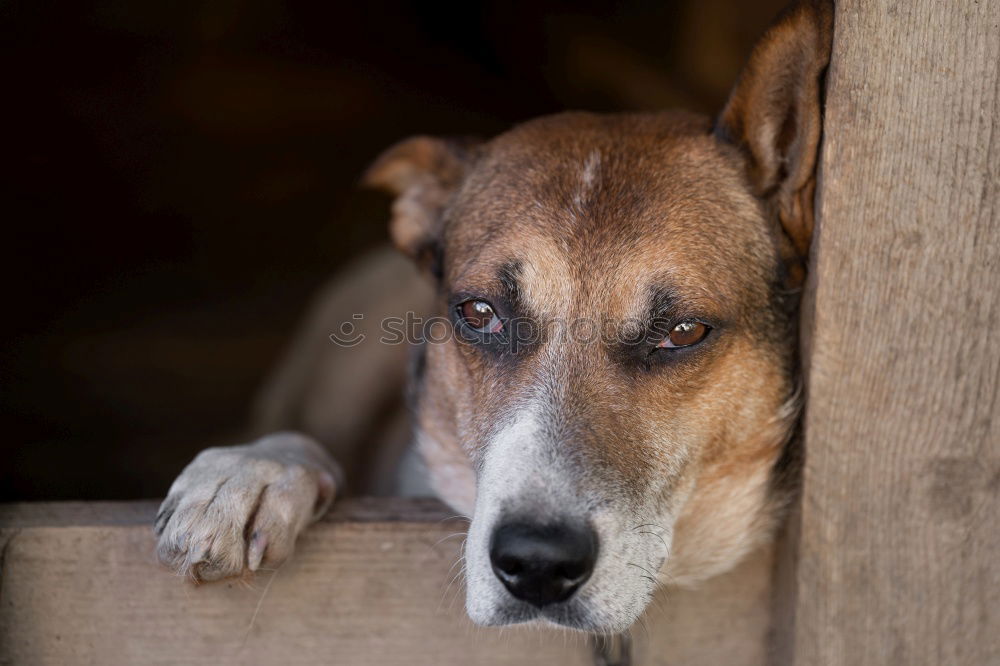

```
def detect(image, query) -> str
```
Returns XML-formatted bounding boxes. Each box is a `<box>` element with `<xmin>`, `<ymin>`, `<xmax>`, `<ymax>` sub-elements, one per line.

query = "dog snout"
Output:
<box><xmin>488</xmin><ymin>520</ymin><xmax>597</xmax><ymax>608</ymax></box>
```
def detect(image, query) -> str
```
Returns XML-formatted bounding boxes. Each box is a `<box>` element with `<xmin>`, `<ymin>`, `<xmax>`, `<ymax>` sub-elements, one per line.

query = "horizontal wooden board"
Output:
<box><xmin>0</xmin><ymin>499</ymin><xmax>773</xmax><ymax>666</ymax></box>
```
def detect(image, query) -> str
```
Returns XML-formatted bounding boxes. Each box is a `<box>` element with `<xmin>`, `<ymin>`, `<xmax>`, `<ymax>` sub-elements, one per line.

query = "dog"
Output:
<box><xmin>155</xmin><ymin>0</ymin><xmax>833</xmax><ymax>636</ymax></box>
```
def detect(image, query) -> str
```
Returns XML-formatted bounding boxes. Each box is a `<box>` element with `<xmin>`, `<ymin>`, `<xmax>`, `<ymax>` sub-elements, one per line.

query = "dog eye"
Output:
<box><xmin>657</xmin><ymin>321</ymin><xmax>710</xmax><ymax>349</ymax></box>
<box><xmin>458</xmin><ymin>300</ymin><xmax>504</xmax><ymax>333</ymax></box>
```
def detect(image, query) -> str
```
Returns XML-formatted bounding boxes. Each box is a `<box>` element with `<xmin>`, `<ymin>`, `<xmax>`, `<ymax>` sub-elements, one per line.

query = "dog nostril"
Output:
<box><xmin>488</xmin><ymin>521</ymin><xmax>598</xmax><ymax>608</ymax></box>
<box><xmin>556</xmin><ymin>563</ymin><xmax>585</xmax><ymax>581</ymax></box>
<box><xmin>495</xmin><ymin>554</ymin><xmax>523</xmax><ymax>576</ymax></box>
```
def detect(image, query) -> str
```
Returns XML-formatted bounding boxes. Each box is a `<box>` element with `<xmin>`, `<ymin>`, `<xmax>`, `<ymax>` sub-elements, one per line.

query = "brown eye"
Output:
<box><xmin>658</xmin><ymin>321</ymin><xmax>710</xmax><ymax>349</ymax></box>
<box><xmin>459</xmin><ymin>299</ymin><xmax>504</xmax><ymax>333</ymax></box>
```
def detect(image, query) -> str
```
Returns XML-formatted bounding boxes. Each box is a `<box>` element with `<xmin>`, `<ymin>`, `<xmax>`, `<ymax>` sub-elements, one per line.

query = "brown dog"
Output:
<box><xmin>155</xmin><ymin>0</ymin><xmax>833</xmax><ymax>636</ymax></box>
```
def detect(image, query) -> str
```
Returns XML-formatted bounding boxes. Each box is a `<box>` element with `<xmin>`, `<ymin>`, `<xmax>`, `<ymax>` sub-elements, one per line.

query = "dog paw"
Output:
<box><xmin>154</xmin><ymin>433</ymin><xmax>337</xmax><ymax>582</ymax></box>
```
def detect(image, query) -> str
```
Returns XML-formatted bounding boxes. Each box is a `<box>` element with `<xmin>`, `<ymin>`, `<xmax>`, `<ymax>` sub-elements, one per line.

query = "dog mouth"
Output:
<box><xmin>470</xmin><ymin>588</ymin><xmax>649</xmax><ymax>634</ymax></box>
<box><xmin>470</xmin><ymin>593</ymin><xmax>618</xmax><ymax>632</ymax></box>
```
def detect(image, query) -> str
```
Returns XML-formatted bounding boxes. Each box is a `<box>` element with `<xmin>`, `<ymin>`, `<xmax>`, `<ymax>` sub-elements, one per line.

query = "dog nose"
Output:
<box><xmin>489</xmin><ymin>521</ymin><xmax>597</xmax><ymax>607</ymax></box>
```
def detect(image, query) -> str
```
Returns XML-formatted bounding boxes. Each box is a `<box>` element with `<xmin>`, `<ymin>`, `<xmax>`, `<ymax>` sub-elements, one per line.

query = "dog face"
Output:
<box><xmin>367</xmin><ymin>0</ymin><xmax>832</xmax><ymax>633</ymax></box>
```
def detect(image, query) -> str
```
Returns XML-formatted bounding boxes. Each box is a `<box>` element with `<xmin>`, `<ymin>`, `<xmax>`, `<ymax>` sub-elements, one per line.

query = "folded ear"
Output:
<box><xmin>715</xmin><ymin>0</ymin><xmax>834</xmax><ymax>268</ymax></box>
<box><xmin>363</xmin><ymin>136</ymin><xmax>478</xmax><ymax>275</ymax></box>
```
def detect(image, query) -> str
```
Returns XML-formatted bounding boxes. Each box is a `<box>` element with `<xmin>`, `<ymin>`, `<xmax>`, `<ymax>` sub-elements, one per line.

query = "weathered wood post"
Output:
<box><xmin>772</xmin><ymin>1</ymin><xmax>1000</xmax><ymax>664</ymax></box>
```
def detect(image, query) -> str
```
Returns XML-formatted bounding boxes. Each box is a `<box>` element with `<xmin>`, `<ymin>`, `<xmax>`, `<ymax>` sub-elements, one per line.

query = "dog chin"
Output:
<box><xmin>466</xmin><ymin>596</ymin><xmax>639</xmax><ymax>634</ymax></box>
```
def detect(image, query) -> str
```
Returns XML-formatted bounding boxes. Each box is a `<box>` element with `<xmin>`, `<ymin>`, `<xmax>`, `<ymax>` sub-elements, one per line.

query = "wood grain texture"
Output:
<box><xmin>0</xmin><ymin>499</ymin><xmax>774</xmax><ymax>665</ymax></box>
<box><xmin>776</xmin><ymin>1</ymin><xmax>1000</xmax><ymax>664</ymax></box>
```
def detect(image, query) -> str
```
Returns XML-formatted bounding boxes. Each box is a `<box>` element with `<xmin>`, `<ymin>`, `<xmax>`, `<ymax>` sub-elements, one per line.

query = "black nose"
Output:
<box><xmin>489</xmin><ymin>521</ymin><xmax>598</xmax><ymax>608</ymax></box>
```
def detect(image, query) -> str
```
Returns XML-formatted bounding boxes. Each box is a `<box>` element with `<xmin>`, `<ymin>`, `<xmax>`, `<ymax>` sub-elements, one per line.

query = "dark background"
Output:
<box><xmin>2</xmin><ymin>0</ymin><xmax>784</xmax><ymax>501</ymax></box>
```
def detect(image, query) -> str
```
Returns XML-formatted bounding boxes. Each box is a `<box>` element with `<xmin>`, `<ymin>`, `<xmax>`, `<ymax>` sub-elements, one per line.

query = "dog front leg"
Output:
<box><xmin>154</xmin><ymin>432</ymin><xmax>341</xmax><ymax>582</ymax></box>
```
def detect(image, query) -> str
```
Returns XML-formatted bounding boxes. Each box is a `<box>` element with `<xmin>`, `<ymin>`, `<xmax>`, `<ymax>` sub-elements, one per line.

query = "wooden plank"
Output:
<box><xmin>775</xmin><ymin>1</ymin><xmax>1000</xmax><ymax>664</ymax></box>
<box><xmin>0</xmin><ymin>499</ymin><xmax>774</xmax><ymax>665</ymax></box>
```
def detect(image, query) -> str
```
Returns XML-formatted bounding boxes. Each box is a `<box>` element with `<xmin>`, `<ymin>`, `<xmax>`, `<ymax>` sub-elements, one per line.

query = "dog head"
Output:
<box><xmin>366</xmin><ymin>0</ymin><xmax>832</xmax><ymax>633</ymax></box>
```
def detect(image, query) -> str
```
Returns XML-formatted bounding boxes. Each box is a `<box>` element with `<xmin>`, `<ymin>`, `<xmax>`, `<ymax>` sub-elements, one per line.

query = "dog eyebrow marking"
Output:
<box><xmin>497</xmin><ymin>262</ymin><xmax>522</xmax><ymax>308</ymax></box>
<box><xmin>648</xmin><ymin>286</ymin><xmax>682</xmax><ymax>323</ymax></box>
<box><xmin>574</xmin><ymin>150</ymin><xmax>601</xmax><ymax>209</ymax></box>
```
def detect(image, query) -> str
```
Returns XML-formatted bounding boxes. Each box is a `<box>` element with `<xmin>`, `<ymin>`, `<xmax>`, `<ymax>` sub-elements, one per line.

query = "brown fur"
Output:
<box><xmin>366</xmin><ymin>0</ymin><xmax>832</xmax><ymax>596</ymax></box>
<box><xmin>431</xmin><ymin>116</ymin><xmax>794</xmax><ymax>583</ymax></box>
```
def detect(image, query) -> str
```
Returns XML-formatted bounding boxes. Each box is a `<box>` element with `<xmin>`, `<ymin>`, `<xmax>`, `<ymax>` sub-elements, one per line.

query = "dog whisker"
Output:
<box><xmin>437</xmin><ymin>515</ymin><xmax>472</xmax><ymax>525</ymax></box>
<box><xmin>626</xmin><ymin>561</ymin><xmax>658</xmax><ymax>579</ymax></box>
<box><xmin>439</xmin><ymin>559</ymin><xmax>467</xmax><ymax>611</ymax></box>
<box><xmin>637</xmin><ymin>530</ymin><xmax>669</xmax><ymax>553</ymax></box>
<box><xmin>432</xmin><ymin>531</ymin><xmax>468</xmax><ymax>549</ymax></box>
<box><xmin>630</xmin><ymin>522</ymin><xmax>661</xmax><ymax>531</ymax></box>
<box><xmin>445</xmin><ymin>553</ymin><xmax>466</xmax><ymax>577</ymax></box>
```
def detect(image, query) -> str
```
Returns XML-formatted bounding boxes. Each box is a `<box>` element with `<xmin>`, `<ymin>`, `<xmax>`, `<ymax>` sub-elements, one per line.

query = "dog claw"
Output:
<box><xmin>248</xmin><ymin>531</ymin><xmax>267</xmax><ymax>571</ymax></box>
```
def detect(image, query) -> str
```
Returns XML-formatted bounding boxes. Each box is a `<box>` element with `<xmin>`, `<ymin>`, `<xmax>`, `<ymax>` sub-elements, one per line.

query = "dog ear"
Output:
<box><xmin>715</xmin><ymin>0</ymin><xmax>834</xmax><ymax>271</ymax></box>
<box><xmin>363</xmin><ymin>136</ymin><xmax>478</xmax><ymax>275</ymax></box>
